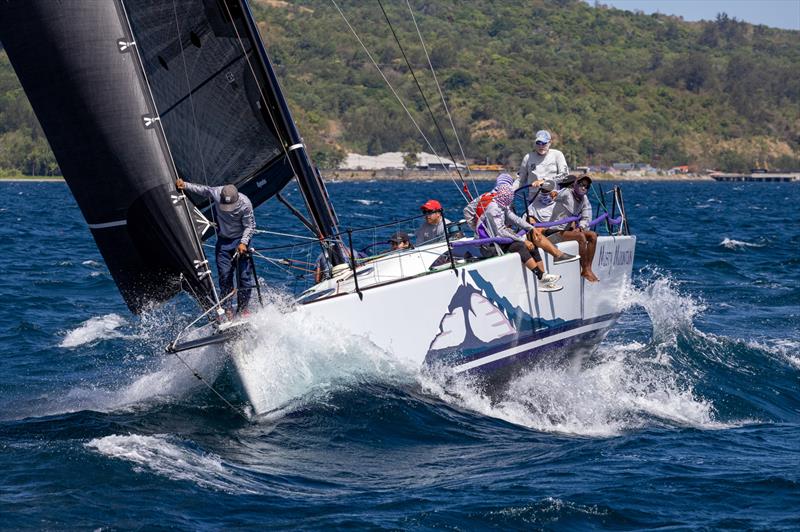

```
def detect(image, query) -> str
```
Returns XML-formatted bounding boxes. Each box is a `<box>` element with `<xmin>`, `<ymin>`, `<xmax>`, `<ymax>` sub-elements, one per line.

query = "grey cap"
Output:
<box><xmin>389</xmin><ymin>231</ymin><xmax>410</xmax><ymax>244</ymax></box>
<box><xmin>219</xmin><ymin>184</ymin><xmax>239</xmax><ymax>211</ymax></box>
<box><xmin>540</xmin><ymin>179</ymin><xmax>556</xmax><ymax>192</ymax></box>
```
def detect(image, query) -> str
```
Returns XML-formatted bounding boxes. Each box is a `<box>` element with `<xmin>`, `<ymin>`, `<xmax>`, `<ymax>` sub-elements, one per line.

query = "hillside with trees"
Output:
<box><xmin>1</xmin><ymin>0</ymin><xmax>798</xmax><ymax>176</ymax></box>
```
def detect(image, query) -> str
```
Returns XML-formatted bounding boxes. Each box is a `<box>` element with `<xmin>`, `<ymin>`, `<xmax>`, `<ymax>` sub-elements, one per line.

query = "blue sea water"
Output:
<box><xmin>0</xmin><ymin>180</ymin><xmax>798</xmax><ymax>530</ymax></box>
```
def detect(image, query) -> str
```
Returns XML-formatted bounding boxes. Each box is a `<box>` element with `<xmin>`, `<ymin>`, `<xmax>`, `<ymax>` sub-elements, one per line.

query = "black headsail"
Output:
<box><xmin>0</xmin><ymin>1</ymin><xmax>219</xmax><ymax>313</ymax></box>
<box><xmin>0</xmin><ymin>0</ymin><xmax>343</xmax><ymax>312</ymax></box>
<box><xmin>120</xmin><ymin>0</ymin><xmax>343</xmax><ymax>257</ymax></box>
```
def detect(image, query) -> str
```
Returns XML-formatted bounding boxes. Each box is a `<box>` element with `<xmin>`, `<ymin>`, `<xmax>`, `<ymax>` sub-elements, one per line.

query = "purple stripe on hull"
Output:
<box><xmin>461</xmin><ymin>323</ymin><xmax>614</xmax><ymax>377</ymax></box>
<box><xmin>454</xmin><ymin>312</ymin><xmax>620</xmax><ymax>366</ymax></box>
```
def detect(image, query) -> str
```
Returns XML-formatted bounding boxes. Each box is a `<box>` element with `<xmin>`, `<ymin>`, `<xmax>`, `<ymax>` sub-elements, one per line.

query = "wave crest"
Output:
<box><xmin>60</xmin><ymin>314</ymin><xmax>129</xmax><ymax>348</ymax></box>
<box><xmin>720</xmin><ymin>237</ymin><xmax>764</xmax><ymax>250</ymax></box>
<box><xmin>85</xmin><ymin>434</ymin><xmax>260</xmax><ymax>494</ymax></box>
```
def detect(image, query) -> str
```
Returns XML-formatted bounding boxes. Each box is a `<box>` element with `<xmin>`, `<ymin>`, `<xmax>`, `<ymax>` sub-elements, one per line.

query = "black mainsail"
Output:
<box><xmin>0</xmin><ymin>0</ymin><xmax>343</xmax><ymax>313</ymax></box>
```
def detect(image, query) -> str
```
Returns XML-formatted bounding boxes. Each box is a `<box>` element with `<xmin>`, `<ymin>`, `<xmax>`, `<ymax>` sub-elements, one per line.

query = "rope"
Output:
<box><xmin>405</xmin><ymin>0</ymin><xmax>477</xmax><ymax>198</ymax></box>
<box><xmin>377</xmin><ymin>0</ymin><xmax>472</xmax><ymax>200</ymax></box>
<box><xmin>329</xmin><ymin>0</ymin><xmax>468</xmax><ymax>202</ymax></box>
<box><xmin>169</xmin><ymin>349</ymin><xmax>250</xmax><ymax>421</ymax></box>
<box><xmin>171</xmin><ymin>2</ymin><xmax>214</xmax><ymax>218</ymax></box>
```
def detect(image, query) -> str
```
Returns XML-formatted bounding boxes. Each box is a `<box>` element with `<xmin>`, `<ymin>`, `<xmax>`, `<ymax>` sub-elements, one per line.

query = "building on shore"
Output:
<box><xmin>341</xmin><ymin>152</ymin><xmax>465</xmax><ymax>171</ymax></box>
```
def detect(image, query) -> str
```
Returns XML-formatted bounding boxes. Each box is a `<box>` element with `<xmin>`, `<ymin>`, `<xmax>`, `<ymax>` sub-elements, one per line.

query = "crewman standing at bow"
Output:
<box><xmin>176</xmin><ymin>178</ymin><xmax>256</xmax><ymax>317</ymax></box>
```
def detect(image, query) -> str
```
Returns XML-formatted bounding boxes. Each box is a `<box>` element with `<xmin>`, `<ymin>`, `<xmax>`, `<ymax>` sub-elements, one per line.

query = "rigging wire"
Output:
<box><xmin>376</xmin><ymin>0</ymin><xmax>473</xmax><ymax>201</ymax></box>
<box><xmin>171</xmin><ymin>2</ymin><xmax>214</xmax><ymax>221</ymax></box>
<box><xmin>329</xmin><ymin>0</ymin><xmax>468</xmax><ymax>202</ymax></box>
<box><xmin>219</xmin><ymin>0</ymin><xmax>330</xmax><ymax>244</ymax></box>
<box><xmin>253</xmin><ymin>228</ymin><xmax>319</xmax><ymax>241</ymax></box>
<box><xmin>170</xmin><ymin>349</ymin><xmax>251</xmax><ymax>421</ymax></box>
<box><xmin>405</xmin><ymin>0</ymin><xmax>478</xmax><ymax>198</ymax></box>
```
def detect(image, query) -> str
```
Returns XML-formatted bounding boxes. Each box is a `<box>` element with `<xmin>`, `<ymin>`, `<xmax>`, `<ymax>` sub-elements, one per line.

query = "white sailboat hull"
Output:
<box><xmin>233</xmin><ymin>235</ymin><xmax>636</xmax><ymax>414</ymax></box>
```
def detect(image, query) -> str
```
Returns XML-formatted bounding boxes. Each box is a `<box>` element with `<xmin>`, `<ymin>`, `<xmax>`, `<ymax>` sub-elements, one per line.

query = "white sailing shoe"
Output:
<box><xmin>538</xmin><ymin>280</ymin><xmax>564</xmax><ymax>292</ymax></box>
<box><xmin>541</xmin><ymin>273</ymin><xmax>561</xmax><ymax>284</ymax></box>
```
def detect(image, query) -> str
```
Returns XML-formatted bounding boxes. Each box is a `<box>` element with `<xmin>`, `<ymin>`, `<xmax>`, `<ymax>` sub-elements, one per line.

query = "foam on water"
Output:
<box><xmin>37</xmin><ymin>340</ymin><xmax>228</xmax><ymax>417</ymax></box>
<box><xmin>422</xmin><ymin>341</ymin><xmax>721</xmax><ymax>437</ymax></box>
<box><xmin>113</xmin><ymin>344</ymin><xmax>227</xmax><ymax>408</ymax></box>
<box><xmin>421</xmin><ymin>274</ymin><xmax>724</xmax><ymax>437</ymax></box>
<box><xmin>59</xmin><ymin>313</ymin><xmax>129</xmax><ymax>348</ymax></box>
<box><xmin>228</xmin><ymin>293</ymin><xmax>417</xmax><ymax>416</ymax></box>
<box><xmin>37</xmin><ymin>307</ymin><xmax>229</xmax><ymax>416</ymax></box>
<box><xmin>720</xmin><ymin>237</ymin><xmax>764</xmax><ymax>250</ymax></box>
<box><xmin>85</xmin><ymin>434</ymin><xmax>261</xmax><ymax>494</ymax></box>
<box><xmin>747</xmin><ymin>338</ymin><xmax>800</xmax><ymax>369</ymax></box>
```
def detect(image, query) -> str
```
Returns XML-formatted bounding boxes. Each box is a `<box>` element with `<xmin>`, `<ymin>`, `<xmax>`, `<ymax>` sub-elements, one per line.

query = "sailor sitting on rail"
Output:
<box><xmin>464</xmin><ymin>173</ymin><xmax>577</xmax><ymax>266</ymax></box>
<box><xmin>176</xmin><ymin>178</ymin><xmax>256</xmax><ymax>317</ymax></box>
<box><xmin>524</xmin><ymin>178</ymin><xmax>579</xmax><ymax>265</ymax></box>
<box><xmin>543</xmin><ymin>174</ymin><xmax>600</xmax><ymax>283</ymax></box>
<box><xmin>479</xmin><ymin>184</ymin><xmax>562</xmax><ymax>292</ymax></box>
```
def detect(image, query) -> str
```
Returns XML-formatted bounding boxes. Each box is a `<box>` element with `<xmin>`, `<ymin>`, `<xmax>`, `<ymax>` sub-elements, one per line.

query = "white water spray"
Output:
<box><xmin>60</xmin><ymin>313</ymin><xmax>131</xmax><ymax>348</ymax></box>
<box><xmin>420</xmin><ymin>274</ymin><xmax>725</xmax><ymax>437</ymax></box>
<box><xmin>227</xmin><ymin>292</ymin><xmax>417</xmax><ymax>416</ymax></box>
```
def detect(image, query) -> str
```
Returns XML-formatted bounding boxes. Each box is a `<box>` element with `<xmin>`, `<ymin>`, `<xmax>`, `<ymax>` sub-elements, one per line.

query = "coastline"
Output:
<box><xmin>0</xmin><ymin>172</ymin><xmax>714</xmax><ymax>183</ymax></box>
<box><xmin>321</xmin><ymin>169</ymin><xmax>714</xmax><ymax>182</ymax></box>
<box><xmin>0</xmin><ymin>177</ymin><xmax>63</xmax><ymax>182</ymax></box>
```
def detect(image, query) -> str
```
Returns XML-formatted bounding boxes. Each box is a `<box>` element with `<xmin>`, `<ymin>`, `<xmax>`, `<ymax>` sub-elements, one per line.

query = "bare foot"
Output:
<box><xmin>581</xmin><ymin>270</ymin><xmax>600</xmax><ymax>282</ymax></box>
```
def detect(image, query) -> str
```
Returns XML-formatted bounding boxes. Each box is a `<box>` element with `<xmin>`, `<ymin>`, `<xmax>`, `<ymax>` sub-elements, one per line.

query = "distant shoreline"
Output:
<box><xmin>0</xmin><ymin>173</ymin><xmax>714</xmax><ymax>183</ymax></box>
<box><xmin>0</xmin><ymin>176</ymin><xmax>63</xmax><ymax>182</ymax></box>
<box><xmin>322</xmin><ymin>170</ymin><xmax>714</xmax><ymax>182</ymax></box>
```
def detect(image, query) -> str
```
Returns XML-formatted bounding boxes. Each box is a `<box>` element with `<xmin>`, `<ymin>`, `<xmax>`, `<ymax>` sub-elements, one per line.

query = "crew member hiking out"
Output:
<box><xmin>478</xmin><ymin>184</ymin><xmax>563</xmax><ymax>292</ymax></box>
<box><xmin>545</xmin><ymin>174</ymin><xmax>600</xmax><ymax>282</ymax></box>
<box><xmin>176</xmin><ymin>178</ymin><xmax>257</xmax><ymax>317</ymax></box>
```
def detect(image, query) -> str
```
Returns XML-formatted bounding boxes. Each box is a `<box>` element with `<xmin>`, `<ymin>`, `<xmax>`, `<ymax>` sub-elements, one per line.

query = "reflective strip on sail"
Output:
<box><xmin>88</xmin><ymin>220</ymin><xmax>128</xmax><ymax>229</ymax></box>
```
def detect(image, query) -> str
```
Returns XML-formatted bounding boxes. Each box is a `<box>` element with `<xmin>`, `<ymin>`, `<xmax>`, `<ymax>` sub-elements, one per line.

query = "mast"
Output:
<box><xmin>238</xmin><ymin>0</ymin><xmax>345</xmax><ymax>264</ymax></box>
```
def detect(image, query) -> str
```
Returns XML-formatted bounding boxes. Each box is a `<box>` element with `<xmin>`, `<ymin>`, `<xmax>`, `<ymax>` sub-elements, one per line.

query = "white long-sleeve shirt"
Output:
<box><xmin>481</xmin><ymin>201</ymin><xmax>534</xmax><ymax>242</ymax></box>
<box><xmin>513</xmin><ymin>149</ymin><xmax>569</xmax><ymax>202</ymax></box>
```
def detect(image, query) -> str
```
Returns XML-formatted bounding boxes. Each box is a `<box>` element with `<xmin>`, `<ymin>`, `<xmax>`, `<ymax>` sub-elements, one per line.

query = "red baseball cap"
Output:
<box><xmin>420</xmin><ymin>199</ymin><xmax>442</xmax><ymax>212</ymax></box>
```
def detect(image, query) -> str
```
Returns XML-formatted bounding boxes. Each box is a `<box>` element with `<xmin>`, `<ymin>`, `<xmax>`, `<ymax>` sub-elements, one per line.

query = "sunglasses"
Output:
<box><xmin>422</xmin><ymin>210</ymin><xmax>437</xmax><ymax>215</ymax></box>
<box><xmin>535</xmin><ymin>141</ymin><xmax>549</xmax><ymax>146</ymax></box>
<box><xmin>576</xmin><ymin>182</ymin><xmax>590</xmax><ymax>189</ymax></box>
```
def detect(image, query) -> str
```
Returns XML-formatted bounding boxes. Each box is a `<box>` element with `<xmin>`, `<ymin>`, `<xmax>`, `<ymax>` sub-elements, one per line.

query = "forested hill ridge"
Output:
<box><xmin>1</xmin><ymin>0</ymin><xmax>798</xmax><ymax>177</ymax></box>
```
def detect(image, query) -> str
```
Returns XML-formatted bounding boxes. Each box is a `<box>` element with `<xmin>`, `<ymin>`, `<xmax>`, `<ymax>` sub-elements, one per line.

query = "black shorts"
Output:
<box><xmin>501</xmin><ymin>240</ymin><xmax>541</xmax><ymax>263</ymax></box>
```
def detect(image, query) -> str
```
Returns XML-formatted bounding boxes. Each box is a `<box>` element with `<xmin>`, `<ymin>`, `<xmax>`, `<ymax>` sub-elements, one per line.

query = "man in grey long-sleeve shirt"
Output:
<box><xmin>544</xmin><ymin>174</ymin><xmax>599</xmax><ymax>282</ymax></box>
<box><xmin>176</xmin><ymin>178</ymin><xmax>257</xmax><ymax>315</ymax></box>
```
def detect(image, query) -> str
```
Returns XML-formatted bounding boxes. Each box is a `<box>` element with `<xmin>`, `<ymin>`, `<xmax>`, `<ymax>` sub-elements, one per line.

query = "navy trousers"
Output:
<box><xmin>216</xmin><ymin>236</ymin><xmax>255</xmax><ymax>312</ymax></box>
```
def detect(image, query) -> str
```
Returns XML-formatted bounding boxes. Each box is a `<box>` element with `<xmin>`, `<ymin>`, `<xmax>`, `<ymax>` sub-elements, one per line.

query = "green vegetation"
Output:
<box><xmin>1</xmin><ymin>0</ymin><xmax>798</xmax><ymax>175</ymax></box>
